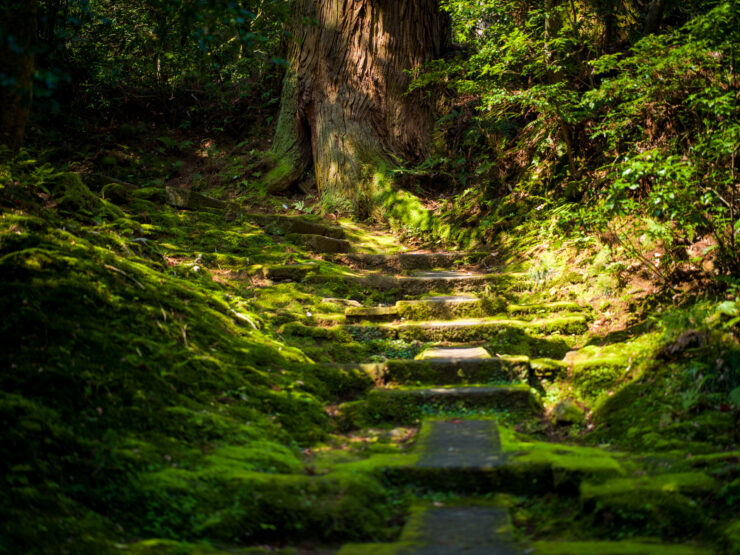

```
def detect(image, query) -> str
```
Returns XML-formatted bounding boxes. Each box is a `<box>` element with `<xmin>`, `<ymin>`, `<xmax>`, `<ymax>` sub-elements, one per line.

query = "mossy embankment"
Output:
<box><xmin>0</xmin><ymin>162</ymin><xmax>406</xmax><ymax>552</ymax></box>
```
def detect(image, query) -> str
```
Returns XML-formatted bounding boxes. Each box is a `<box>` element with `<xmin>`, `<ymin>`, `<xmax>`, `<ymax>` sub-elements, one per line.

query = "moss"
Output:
<box><xmin>579</xmin><ymin>473</ymin><xmax>717</xmax><ymax>537</ymax></box>
<box><xmin>261</xmin><ymin>263</ymin><xmax>318</xmax><ymax>281</ymax></box>
<box><xmin>531</xmin><ymin>540</ymin><xmax>712</xmax><ymax>554</ymax></box>
<box><xmin>248</xmin><ymin>213</ymin><xmax>346</xmax><ymax>240</ymax></box>
<box><xmin>506</xmin><ymin>301</ymin><xmax>585</xmax><ymax>320</ymax></box>
<box><xmin>396</xmin><ymin>295</ymin><xmax>505</xmax><ymax>321</ymax></box>
<box><xmin>279</xmin><ymin>321</ymin><xmax>351</xmax><ymax>342</ymax></box>
<box><xmin>53</xmin><ymin>172</ymin><xmax>124</xmax><ymax>220</ymax></box>
<box><xmin>581</xmin><ymin>472</ymin><xmax>718</xmax><ymax>499</ymax></box>
<box><xmin>287</xmin><ymin>233</ymin><xmax>352</xmax><ymax>254</ymax></box>
<box><xmin>500</xmin><ymin>426</ymin><xmax>627</xmax><ymax>491</ymax></box>
<box><xmin>723</xmin><ymin>520</ymin><xmax>740</xmax><ymax>555</ymax></box>
<box><xmin>551</xmin><ymin>399</ymin><xmax>586</xmax><ymax>425</ymax></box>
<box><xmin>373</xmin><ymin>181</ymin><xmax>450</xmax><ymax>245</ymax></box>
<box><xmin>137</xmin><ymin>466</ymin><xmax>393</xmax><ymax>543</ymax></box>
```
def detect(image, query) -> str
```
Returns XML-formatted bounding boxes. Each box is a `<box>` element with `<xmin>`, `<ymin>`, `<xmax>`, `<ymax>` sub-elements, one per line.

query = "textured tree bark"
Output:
<box><xmin>643</xmin><ymin>0</ymin><xmax>669</xmax><ymax>35</ymax></box>
<box><xmin>0</xmin><ymin>0</ymin><xmax>38</xmax><ymax>153</ymax></box>
<box><xmin>268</xmin><ymin>0</ymin><xmax>449</xmax><ymax>215</ymax></box>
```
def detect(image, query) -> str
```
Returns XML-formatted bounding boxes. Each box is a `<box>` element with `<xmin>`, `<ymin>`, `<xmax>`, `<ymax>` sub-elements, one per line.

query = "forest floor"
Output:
<box><xmin>1</xmin><ymin>126</ymin><xmax>739</xmax><ymax>554</ymax></box>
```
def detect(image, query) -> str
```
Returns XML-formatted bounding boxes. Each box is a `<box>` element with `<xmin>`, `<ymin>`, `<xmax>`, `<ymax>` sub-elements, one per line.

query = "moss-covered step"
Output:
<box><xmin>327</xmin><ymin>251</ymin><xmax>490</xmax><ymax>271</ymax></box>
<box><xmin>580</xmin><ymin>473</ymin><xmax>718</xmax><ymax>537</ymax></box>
<box><xmin>261</xmin><ymin>263</ymin><xmax>318</xmax><ymax>281</ymax></box>
<box><xmin>247</xmin><ymin>213</ymin><xmax>346</xmax><ymax>239</ymax></box>
<box><xmin>345</xmin><ymin>315</ymin><xmax>589</xmax><ymax>342</ymax></box>
<box><xmin>340</xmin><ymin>385</ymin><xmax>540</xmax><ymax>427</ymax></box>
<box><xmin>338</xmin><ymin>500</ymin><xmax>520</xmax><ymax>554</ymax></box>
<box><xmin>345</xmin><ymin>305</ymin><xmax>399</xmax><ymax>323</ymax></box>
<box><xmin>307</xmin><ymin>271</ymin><xmax>515</xmax><ymax>296</ymax></box>
<box><xmin>386</xmin><ymin>419</ymin><xmax>618</xmax><ymax>495</ymax></box>
<box><xmin>396</xmin><ymin>295</ymin><xmax>504</xmax><ymax>320</ymax></box>
<box><xmin>383</xmin><ymin>349</ymin><xmax>532</xmax><ymax>386</ymax></box>
<box><xmin>288</xmin><ymin>233</ymin><xmax>352</xmax><ymax>253</ymax></box>
<box><xmin>165</xmin><ymin>186</ymin><xmax>230</xmax><ymax>210</ymax></box>
<box><xmin>530</xmin><ymin>540</ymin><xmax>712</xmax><ymax>554</ymax></box>
<box><xmin>506</xmin><ymin>301</ymin><xmax>586</xmax><ymax>320</ymax></box>
<box><xmin>332</xmin><ymin>423</ymin><xmax>628</xmax><ymax>496</ymax></box>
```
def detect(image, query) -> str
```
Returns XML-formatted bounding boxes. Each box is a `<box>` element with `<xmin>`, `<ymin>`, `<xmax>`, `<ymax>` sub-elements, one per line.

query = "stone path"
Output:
<box><xmin>249</xmin><ymin>216</ymin><xmax>716</xmax><ymax>554</ymax></box>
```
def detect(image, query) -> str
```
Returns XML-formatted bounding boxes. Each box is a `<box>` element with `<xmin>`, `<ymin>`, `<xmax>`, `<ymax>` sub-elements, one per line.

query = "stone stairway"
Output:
<box><xmin>254</xmin><ymin>217</ymin><xmax>715</xmax><ymax>554</ymax></box>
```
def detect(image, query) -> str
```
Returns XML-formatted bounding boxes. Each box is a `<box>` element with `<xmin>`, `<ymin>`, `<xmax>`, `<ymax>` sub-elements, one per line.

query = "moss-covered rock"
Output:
<box><xmin>551</xmin><ymin>399</ymin><xmax>586</xmax><ymax>426</ymax></box>
<box><xmin>288</xmin><ymin>233</ymin><xmax>352</xmax><ymax>253</ymax></box>
<box><xmin>165</xmin><ymin>186</ymin><xmax>229</xmax><ymax>211</ymax></box>
<box><xmin>261</xmin><ymin>262</ymin><xmax>318</xmax><ymax>281</ymax></box>
<box><xmin>249</xmin><ymin>213</ymin><xmax>346</xmax><ymax>239</ymax></box>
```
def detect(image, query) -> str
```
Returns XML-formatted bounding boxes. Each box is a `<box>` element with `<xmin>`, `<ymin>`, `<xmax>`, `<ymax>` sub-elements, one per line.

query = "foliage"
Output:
<box><xmin>409</xmin><ymin>0</ymin><xmax>739</xmax><ymax>279</ymax></box>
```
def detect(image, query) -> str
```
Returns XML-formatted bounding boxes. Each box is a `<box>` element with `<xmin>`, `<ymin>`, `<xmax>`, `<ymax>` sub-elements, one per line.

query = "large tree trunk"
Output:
<box><xmin>643</xmin><ymin>0</ymin><xmax>669</xmax><ymax>35</ymax></box>
<box><xmin>0</xmin><ymin>0</ymin><xmax>38</xmax><ymax>154</ymax></box>
<box><xmin>268</xmin><ymin>0</ymin><xmax>449</xmax><ymax>215</ymax></box>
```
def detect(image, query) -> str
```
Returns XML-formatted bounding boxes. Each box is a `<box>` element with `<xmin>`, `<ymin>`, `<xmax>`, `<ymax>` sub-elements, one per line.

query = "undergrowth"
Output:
<box><xmin>0</xmin><ymin>156</ymin><xmax>398</xmax><ymax>552</ymax></box>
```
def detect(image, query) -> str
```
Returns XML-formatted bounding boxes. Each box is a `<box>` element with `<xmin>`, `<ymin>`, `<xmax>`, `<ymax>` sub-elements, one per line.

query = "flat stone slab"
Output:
<box><xmin>338</xmin><ymin>502</ymin><xmax>520</xmax><ymax>555</ymax></box>
<box><xmin>416</xmin><ymin>419</ymin><xmax>505</xmax><ymax>469</ymax></box>
<box><xmin>405</xmin><ymin>505</ymin><xmax>520</xmax><ymax>554</ymax></box>
<box><xmin>419</xmin><ymin>346</ymin><xmax>491</xmax><ymax>360</ymax></box>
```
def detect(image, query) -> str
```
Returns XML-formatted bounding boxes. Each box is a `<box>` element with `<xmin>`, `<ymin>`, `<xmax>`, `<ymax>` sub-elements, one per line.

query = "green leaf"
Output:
<box><xmin>730</xmin><ymin>387</ymin><xmax>740</xmax><ymax>407</ymax></box>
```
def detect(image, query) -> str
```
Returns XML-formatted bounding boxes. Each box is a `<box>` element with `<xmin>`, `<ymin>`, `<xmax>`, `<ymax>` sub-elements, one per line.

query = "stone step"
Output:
<box><xmin>387</xmin><ymin>419</ymin><xmax>536</xmax><ymax>494</ymax></box>
<box><xmin>327</xmin><ymin>251</ymin><xmax>490</xmax><ymax>271</ymax></box>
<box><xmin>345</xmin><ymin>305</ymin><xmax>398</xmax><ymax>323</ymax></box>
<box><xmin>345</xmin><ymin>297</ymin><xmax>584</xmax><ymax>323</ymax></box>
<box><xmin>338</xmin><ymin>501</ymin><xmax>520</xmax><ymax>554</ymax></box>
<box><xmin>384</xmin><ymin>349</ymin><xmax>531</xmax><ymax>385</ymax></box>
<box><xmin>247</xmin><ymin>213</ymin><xmax>346</xmax><ymax>239</ymax></box>
<box><xmin>288</xmin><ymin>233</ymin><xmax>352</xmax><ymax>253</ymax></box>
<box><xmin>396</xmin><ymin>295</ymin><xmax>500</xmax><ymax>320</ymax></box>
<box><xmin>308</xmin><ymin>271</ymin><xmax>515</xmax><ymax>297</ymax></box>
<box><xmin>345</xmin><ymin>315</ymin><xmax>589</xmax><ymax>342</ymax></box>
<box><xmin>339</xmin><ymin>385</ymin><xmax>540</xmax><ymax>427</ymax></box>
<box><xmin>380</xmin><ymin>420</ymin><xmax>625</xmax><ymax>495</ymax></box>
<box><xmin>416</xmin><ymin>419</ymin><xmax>506</xmax><ymax>469</ymax></box>
<box><xmin>330</xmin><ymin>352</ymin><xmax>531</xmax><ymax>387</ymax></box>
<box><xmin>261</xmin><ymin>263</ymin><xmax>318</xmax><ymax>281</ymax></box>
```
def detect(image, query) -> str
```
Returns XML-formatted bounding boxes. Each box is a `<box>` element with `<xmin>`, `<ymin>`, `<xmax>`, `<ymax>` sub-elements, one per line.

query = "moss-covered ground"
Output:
<box><xmin>1</xmin><ymin>144</ymin><xmax>739</xmax><ymax>553</ymax></box>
